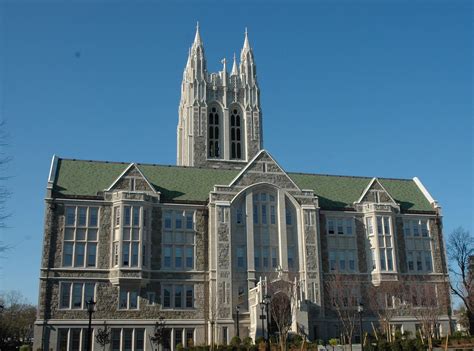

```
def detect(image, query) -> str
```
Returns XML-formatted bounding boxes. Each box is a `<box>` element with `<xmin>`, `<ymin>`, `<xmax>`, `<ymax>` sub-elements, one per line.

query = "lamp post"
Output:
<box><xmin>259</xmin><ymin>303</ymin><xmax>266</xmax><ymax>343</ymax></box>
<box><xmin>261</xmin><ymin>295</ymin><xmax>271</xmax><ymax>351</ymax></box>
<box><xmin>235</xmin><ymin>306</ymin><xmax>240</xmax><ymax>338</ymax></box>
<box><xmin>210</xmin><ymin>320</ymin><xmax>215</xmax><ymax>351</ymax></box>
<box><xmin>357</xmin><ymin>303</ymin><xmax>364</xmax><ymax>351</ymax></box>
<box><xmin>86</xmin><ymin>298</ymin><xmax>96</xmax><ymax>351</ymax></box>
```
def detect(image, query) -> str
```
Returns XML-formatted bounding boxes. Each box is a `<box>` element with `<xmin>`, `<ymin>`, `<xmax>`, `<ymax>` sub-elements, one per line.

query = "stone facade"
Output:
<box><xmin>34</xmin><ymin>26</ymin><xmax>452</xmax><ymax>351</ymax></box>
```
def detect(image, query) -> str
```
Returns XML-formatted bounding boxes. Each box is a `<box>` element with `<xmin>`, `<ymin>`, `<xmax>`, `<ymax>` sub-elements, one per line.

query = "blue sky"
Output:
<box><xmin>0</xmin><ymin>0</ymin><xmax>472</xmax><ymax>304</ymax></box>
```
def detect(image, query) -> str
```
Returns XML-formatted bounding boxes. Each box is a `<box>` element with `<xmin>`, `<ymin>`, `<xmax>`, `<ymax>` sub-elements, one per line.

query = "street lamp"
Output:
<box><xmin>210</xmin><ymin>320</ymin><xmax>215</xmax><ymax>351</ymax></box>
<box><xmin>235</xmin><ymin>306</ymin><xmax>240</xmax><ymax>338</ymax></box>
<box><xmin>259</xmin><ymin>303</ymin><xmax>266</xmax><ymax>343</ymax></box>
<box><xmin>86</xmin><ymin>298</ymin><xmax>96</xmax><ymax>351</ymax></box>
<box><xmin>261</xmin><ymin>295</ymin><xmax>271</xmax><ymax>351</ymax></box>
<box><xmin>357</xmin><ymin>302</ymin><xmax>364</xmax><ymax>351</ymax></box>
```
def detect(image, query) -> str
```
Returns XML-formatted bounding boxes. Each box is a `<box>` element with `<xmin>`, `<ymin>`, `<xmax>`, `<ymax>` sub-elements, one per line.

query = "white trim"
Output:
<box><xmin>320</xmin><ymin>210</ymin><xmax>358</xmax><ymax>215</ymax></box>
<box><xmin>228</xmin><ymin>149</ymin><xmax>302</xmax><ymax>191</ymax></box>
<box><xmin>355</xmin><ymin>177</ymin><xmax>397</xmax><ymax>204</ymax></box>
<box><xmin>47</xmin><ymin>155</ymin><xmax>59</xmax><ymax>188</ymax></box>
<box><xmin>400</xmin><ymin>213</ymin><xmax>437</xmax><ymax>218</ymax></box>
<box><xmin>413</xmin><ymin>177</ymin><xmax>439</xmax><ymax>208</ymax></box>
<box><xmin>106</xmin><ymin>163</ymin><xmax>157</xmax><ymax>194</ymax></box>
<box><xmin>52</xmin><ymin>198</ymin><xmax>109</xmax><ymax>204</ymax></box>
<box><xmin>35</xmin><ymin>319</ymin><xmax>208</xmax><ymax>325</ymax></box>
<box><xmin>161</xmin><ymin>202</ymin><xmax>206</xmax><ymax>208</ymax></box>
<box><xmin>214</xmin><ymin>200</ymin><xmax>231</xmax><ymax>207</ymax></box>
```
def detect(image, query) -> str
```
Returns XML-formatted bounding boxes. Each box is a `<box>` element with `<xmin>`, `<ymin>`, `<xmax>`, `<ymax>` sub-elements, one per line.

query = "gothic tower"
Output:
<box><xmin>177</xmin><ymin>24</ymin><xmax>263</xmax><ymax>169</ymax></box>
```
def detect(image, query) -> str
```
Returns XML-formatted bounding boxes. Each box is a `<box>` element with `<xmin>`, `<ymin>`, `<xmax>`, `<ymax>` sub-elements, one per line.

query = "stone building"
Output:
<box><xmin>34</xmin><ymin>25</ymin><xmax>451</xmax><ymax>351</ymax></box>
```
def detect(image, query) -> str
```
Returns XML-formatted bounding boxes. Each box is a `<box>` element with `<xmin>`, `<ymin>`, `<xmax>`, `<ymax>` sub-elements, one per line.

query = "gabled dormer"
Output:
<box><xmin>354</xmin><ymin>177</ymin><xmax>400</xmax><ymax>214</ymax></box>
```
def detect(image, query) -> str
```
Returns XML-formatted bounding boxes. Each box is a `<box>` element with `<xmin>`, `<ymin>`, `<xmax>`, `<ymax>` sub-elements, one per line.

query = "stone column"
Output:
<box><xmin>301</xmin><ymin>206</ymin><xmax>321</xmax><ymax>304</ymax></box>
<box><xmin>246</xmin><ymin>192</ymin><xmax>256</xmax><ymax>290</ymax></box>
<box><xmin>223</xmin><ymin>108</ymin><xmax>230</xmax><ymax>160</ymax></box>
<box><xmin>277</xmin><ymin>189</ymin><xmax>288</xmax><ymax>272</ymax></box>
<box><xmin>214</xmin><ymin>202</ymin><xmax>232</xmax><ymax>322</ymax></box>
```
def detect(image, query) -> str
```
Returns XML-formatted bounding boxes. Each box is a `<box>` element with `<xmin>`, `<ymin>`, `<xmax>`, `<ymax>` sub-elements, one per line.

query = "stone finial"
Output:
<box><xmin>243</xmin><ymin>27</ymin><xmax>250</xmax><ymax>51</ymax></box>
<box><xmin>231</xmin><ymin>52</ymin><xmax>238</xmax><ymax>76</ymax></box>
<box><xmin>221</xmin><ymin>57</ymin><xmax>227</xmax><ymax>72</ymax></box>
<box><xmin>193</xmin><ymin>21</ymin><xmax>202</xmax><ymax>46</ymax></box>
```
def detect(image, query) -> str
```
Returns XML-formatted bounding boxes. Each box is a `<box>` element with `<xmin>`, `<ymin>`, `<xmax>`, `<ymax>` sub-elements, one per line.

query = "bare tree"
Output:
<box><xmin>95</xmin><ymin>322</ymin><xmax>111</xmax><ymax>351</ymax></box>
<box><xmin>325</xmin><ymin>274</ymin><xmax>360</xmax><ymax>350</ymax></box>
<box><xmin>367</xmin><ymin>281</ymin><xmax>406</xmax><ymax>342</ymax></box>
<box><xmin>447</xmin><ymin>227</ymin><xmax>474</xmax><ymax>334</ymax></box>
<box><xmin>409</xmin><ymin>283</ymin><xmax>449</xmax><ymax>351</ymax></box>
<box><xmin>0</xmin><ymin>121</ymin><xmax>11</xmax><ymax>255</ymax></box>
<box><xmin>0</xmin><ymin>291</ymin><xmax>36</xmax><ymax>347</ymax></box>
<box><xmin>266</xmin><ymin>277</ymin><xmax>299</xmax><ymax>351</ymax></box>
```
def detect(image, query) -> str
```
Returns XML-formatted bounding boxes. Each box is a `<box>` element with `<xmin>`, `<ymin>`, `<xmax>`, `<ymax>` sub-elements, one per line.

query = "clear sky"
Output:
<box><xmin>0</xmin><ymin>0</ymin><xmax>472</xmax><ymax>304</ymax></box>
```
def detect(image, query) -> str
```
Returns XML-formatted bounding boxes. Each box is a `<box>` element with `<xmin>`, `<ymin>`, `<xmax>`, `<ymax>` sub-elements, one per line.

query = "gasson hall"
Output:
<box><xmin>34</xmin><ymin>25</ymin><xmax>451</xmax><ymax>351</ymax></box>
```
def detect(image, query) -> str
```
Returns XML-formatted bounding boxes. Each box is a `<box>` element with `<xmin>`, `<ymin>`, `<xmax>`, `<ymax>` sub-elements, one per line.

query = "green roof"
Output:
<box><xmin>289</xmin><ymin>173</ymin><xmax>434</xmax><ymax>211</ymax></box>
<box><xmin>53</xmin><ymin>158</ymin><xmax>434</xmax><ymax>212</ymax></box>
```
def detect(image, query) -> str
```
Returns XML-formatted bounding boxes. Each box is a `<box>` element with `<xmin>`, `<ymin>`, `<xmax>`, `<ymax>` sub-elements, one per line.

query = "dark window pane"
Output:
<box><xmin>135</xmin><ymin>329</ymin><xmax>145</xmax><ymax>351</ymax></box>
<box><xmin>112</xmin><ymin>329</ymin><xmax>121</xmax><ymax>351</ymax></box>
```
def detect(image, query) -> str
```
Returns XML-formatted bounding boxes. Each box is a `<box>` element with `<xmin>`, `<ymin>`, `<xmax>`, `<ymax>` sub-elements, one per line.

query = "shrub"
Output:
<box><xmin>328</xmin><ymin>338</ymin><xmax>338</xmax><ymax>350</ymax></box>
<box><xmin>242</xmin><ymin>337</ymin><xmax>253</xmax><ymax>348</ymax></box>
<box><xmin>20</xmin><ymin>346</ymin><xmax>32</xmax><ymax>351</ymax></box>
<box><xmin>390</xmin><ymin>339</ymin><xmax>402</xmax><ymax>351</ymax></box>
<box><xmin>376</xmin><ymin>339</ymin><xmax>391</xmax><ymax>351</ymax></box>
<box><xmin>255</xmin><ymin>336</ymin><xmax>265</xmax><ymax>345</ymax></box>
<box><xmin>176</xmin><ymin>343</ymin><xmax>184</xmax><ymax>351</ymax></box>
<box><xmin>230</xmin><ymin>336</ymin><xmax>242</xmax><ymax>348</ymax></box>
<box><xmin>288</xmin><ymin>334</ymin><xmax>303</xmax><ymax>347</ymax></box>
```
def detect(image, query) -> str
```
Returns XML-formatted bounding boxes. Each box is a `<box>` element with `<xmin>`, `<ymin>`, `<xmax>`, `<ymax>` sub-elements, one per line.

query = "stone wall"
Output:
<box><xmin>355</xmin><ymin>216</ymin><xmax>368</xmax><ymax>273</ymax></box>
<box><xmin>430</xmin><ymin>217</ymin><xmax>448</xmax><ymax>274</ymax></box>
<box><xmin>395</xmin><ymin>216</ymin><xmax>407</xmax><ymax>273</ymax></box>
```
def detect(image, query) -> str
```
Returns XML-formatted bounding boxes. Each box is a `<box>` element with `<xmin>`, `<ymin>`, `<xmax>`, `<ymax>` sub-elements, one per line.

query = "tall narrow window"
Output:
<box><xmin>208</xmin><ymin>107</ymin><xmax>220</xmax><ymax>158</ymax></box>
<box><xmin>230</xmin><ymin>107</ymin><xmax>242</xmax><ymax>159</ymax></box>
<box><xmin>63</xmin><ymin>206</ymin><xmax>99</xmax><ymax>268</ymax></box>
<box><xmin>122</xmin><ymin>206</ymin><xmax>141</xmax><ymax>267</ymax></box>
<box><xmin>162</xmin><ymin>210</ymin><xmax>196</xmax><ymax>270</ymax></box>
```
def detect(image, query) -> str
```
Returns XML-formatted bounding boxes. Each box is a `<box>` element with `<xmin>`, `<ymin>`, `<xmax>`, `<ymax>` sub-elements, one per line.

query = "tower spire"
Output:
<box><xmin>193</xmin><ymin>21</ymin><xmax>202</xmax><ymax>46</ymax></box>
<box><xmin>243</xmin><ymin>27</ymin><xmax>250</xmax><ymax>52</ymax></box>
<box><xmin>231</xmin><ymin>52</ymin><xmax>238</xmax><ymax>76</ymax></box>
<box><xmin>240</xmin><ymin>27</ymin><xmax>254</xmax><ymax>62</ymax></box>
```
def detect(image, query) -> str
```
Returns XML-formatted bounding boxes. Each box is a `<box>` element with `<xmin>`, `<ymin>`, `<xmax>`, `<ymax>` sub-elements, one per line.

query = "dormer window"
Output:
<box><xmin>208</xmin><ymin>107</ymin><xmax>220</xmax><ymax>158</ymax></box>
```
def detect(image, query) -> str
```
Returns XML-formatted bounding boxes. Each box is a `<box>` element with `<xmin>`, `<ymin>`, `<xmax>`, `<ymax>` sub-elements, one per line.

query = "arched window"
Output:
<box><xmin>208</xmin><ymin>107</ymin><xmax>220</xmax><ymax>158</ymax></box>
<box><xmin>230</xmin><ymin>107</ymin><xmax>242</xmax><ymax>159</ymax></box>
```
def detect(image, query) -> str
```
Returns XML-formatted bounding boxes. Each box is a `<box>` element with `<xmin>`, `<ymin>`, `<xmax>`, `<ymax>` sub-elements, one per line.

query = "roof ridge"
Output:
<box><xmin>58</xmin><ymin>157</ymin><xmax>233</xmax><ymax>171</ymax></box>
<box><xmin>288</xmin><ymin>171</ymin><xmax>413</xmax><ymax>182</ymax></box>
<box><xmin>57</xmin><ymin>156</ymin><xmax>414</xmax><ymax>181</ymax></box>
